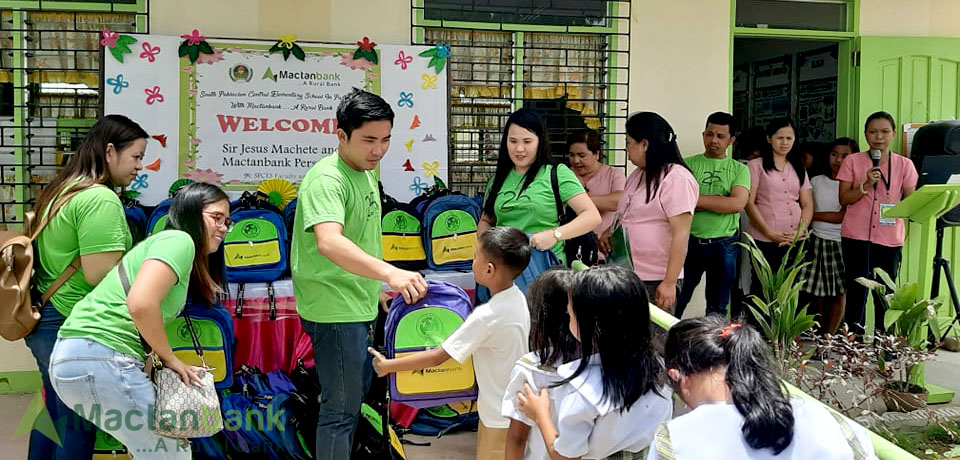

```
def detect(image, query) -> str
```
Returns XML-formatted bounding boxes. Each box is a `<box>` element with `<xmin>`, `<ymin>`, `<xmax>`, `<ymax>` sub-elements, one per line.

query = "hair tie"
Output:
<box><xmin>720</xmin><ymin>323</ymin><xmax>742</xmax><ymax>339</ymax></box>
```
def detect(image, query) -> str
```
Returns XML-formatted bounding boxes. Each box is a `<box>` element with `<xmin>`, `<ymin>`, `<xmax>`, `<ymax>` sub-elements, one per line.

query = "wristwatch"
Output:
<box><xmin>553</xmin><ymin>228</ymin><xmax>563</xmax><ymax>241</ymax></box>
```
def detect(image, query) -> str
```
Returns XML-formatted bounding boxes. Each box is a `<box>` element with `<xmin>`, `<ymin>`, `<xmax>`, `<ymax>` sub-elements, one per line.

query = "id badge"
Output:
<box><xmin>879</xmin><ymin>203</ymin><xmax>896</xmax><ymax>226</ymax></box>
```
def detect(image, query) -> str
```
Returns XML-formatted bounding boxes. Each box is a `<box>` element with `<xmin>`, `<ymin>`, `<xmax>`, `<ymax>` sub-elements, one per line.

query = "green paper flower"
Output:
<box><xmin>269</xmin><ymin>34</ymin><xmax>306</xmax><ymax>61</ymax></box>
<box><xmin>419</xmin><ymin>43</ymin><xmax>450</xmax><ymax>74</ymax></box>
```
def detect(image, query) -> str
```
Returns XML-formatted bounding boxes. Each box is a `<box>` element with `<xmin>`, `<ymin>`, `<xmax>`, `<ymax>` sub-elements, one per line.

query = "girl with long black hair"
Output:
<box><xmin>516</xmin><ymin>266</ymin><xmax>672</xmax><ymax>459</ymax></box>
<box><xmin>503</xmin><ymin>268</ymin><xmax>580</xmax><ymax>460</ymax></box>
<box><xmin>650</xmin><ymin>315</ymin><xmax>876</xmax><ymax>459</ymax></box>
<box><xmin>479</xmin><ymin>108</ymin><xmax>601</xmax><ymax>266</ymax></box>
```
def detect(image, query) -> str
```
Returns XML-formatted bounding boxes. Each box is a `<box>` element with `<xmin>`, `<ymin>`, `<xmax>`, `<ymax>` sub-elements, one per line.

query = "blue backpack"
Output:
<box><xmin>122</xmin><ymin>199</ymin><xmax>148</xmax><ymax>246</ymax></box>
<box><xmin>225</xmin><ymin>193</ymin><xmax>289</xmax><ymax>283</ymax></box>
<box><xmin>475</xmin><ymin>246</ymin><xmax>561</xmax><ymax>304</ymax></box>
<box><xmin>145</xmin><ymin>197</ymin><xmax>173</xmax><ymax>236</ymax></box>
<box><xmin>407</xmin><ymin>402</ymin><xmax>479</xmax><ymax>437</ymax></box>
<box><xmin>421</xmin><ymin>194</ymin><xmax>481</xmax><ymax>271</ymax></box>
<box><xmin>167</xmin><ymin>300</ymin><xmax>236</xmax><ymax>390</ymax></box>
<box><xmin>384</xmin><ymin>281</ymin><xmax>478</xmax><ymax>408</ymax></box>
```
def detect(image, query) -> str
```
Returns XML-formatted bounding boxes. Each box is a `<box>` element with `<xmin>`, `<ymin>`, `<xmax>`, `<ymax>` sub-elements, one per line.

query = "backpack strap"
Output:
<box><xmin>653</xmin><ymin>423</ymin><xmax>675</xmax><ymax>460</ymax></box>
<box><xmin>829</xmin><ymin>411</ymin><xmax>868</xmax><ymax>460</ymax></box>
<box><xmin>32</xmin><ymin>184</ymin><xmax>99</xmax><ymax>305</ymax></box>
<box><xmin>39</xmin><ymin>257</ymin><xmax>81</xmax><ymax>305</ymax></box>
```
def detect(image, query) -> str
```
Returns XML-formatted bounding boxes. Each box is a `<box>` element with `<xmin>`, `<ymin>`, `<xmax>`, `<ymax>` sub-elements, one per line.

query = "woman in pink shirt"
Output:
<box><xmin>745</xmin><ymin>117</ymin><xmax>814</xmax><ymax>299</ymax></box>
<box><xmin>599</xmin><ymin>112</ymin><xmax>698</xmax><ymax>311</ymax></box>
<box><xmin>837</xmin><ymin>111</ymin><xmax>918</xmax><ymax>334</ymax></box>
<box><xmin>567</xmin><ymin>129</ymin><xmax>626</xmax><ymax>238</ymax></box>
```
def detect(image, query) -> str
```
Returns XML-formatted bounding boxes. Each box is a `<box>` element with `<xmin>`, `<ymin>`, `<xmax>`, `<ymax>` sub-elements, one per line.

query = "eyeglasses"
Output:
<box><xmin>204</xmin><ymin>212</ymin><xmax>234</xmax><ymax>232</ymax></box>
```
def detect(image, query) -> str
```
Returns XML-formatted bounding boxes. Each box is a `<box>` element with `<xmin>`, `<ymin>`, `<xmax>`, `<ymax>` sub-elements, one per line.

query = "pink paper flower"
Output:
<box><xmin>196</xmin><ymin>49</ymin><xmax>224</xmax><ymax>65</ymax></box>
<box><xmin>190</xmin><ymin>138</ymin><xmax>202</xmax><ymax>145</ymax></box>
<box><xmin>100</xmin><ymin>29</ymin><xmax>118</xmax><ymax>48</ymax></box>
<box><xmin>181</xmin><ymin>29</ymin><xmax>205</xmax><ymax>46</ymax></box>
<box><xmin>183</xmin><ymin>160</ymin><xmax>196</xmax><ymax>168</ymax></box>
<box><xmin>188</xmin><ymin>88</ymin><xmax>198</xmax><ymax>96</ymax></box>
<box><xmin>182</xmin><ymin>65</ymin><xmax>194</xmax><ymax>73</ymax></box>
<box><xmin>182</xmin><ymin>168</ymin><xmax>222</xmax><ymax>184</ymax></box>
<box><xmin>339</xmin><ymin>55</ymin><xmax>374</xmax><ymax>71</ymax></box>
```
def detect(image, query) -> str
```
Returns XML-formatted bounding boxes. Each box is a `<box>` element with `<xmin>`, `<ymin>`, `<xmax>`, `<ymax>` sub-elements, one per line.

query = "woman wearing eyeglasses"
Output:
<box><xmin>48</xmin><ymin>182</ymin><xmax>229</xmax><ymax>459</ymax></box>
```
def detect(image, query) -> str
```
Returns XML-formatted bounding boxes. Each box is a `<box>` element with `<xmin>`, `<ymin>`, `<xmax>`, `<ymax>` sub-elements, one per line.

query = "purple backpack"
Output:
<box><xmin>384</xmin><ymin>280</ymin><xmax>478</xmax><ymax>408</ymax></box>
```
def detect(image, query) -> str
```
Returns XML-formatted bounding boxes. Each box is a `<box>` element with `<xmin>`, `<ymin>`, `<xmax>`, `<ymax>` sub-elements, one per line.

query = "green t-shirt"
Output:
<box><xmin>484</xmin><ymin>164</ymin><xmax>586</xmax><ymax>263</ymax></box>
<box><xmin>291</xmin><ymin>153</ymin><xmax>382</xmax><ymax>323</ymax></box>
<box><xmin>58</xmin><ymin>230</ymin><xmax>195</xmax><ymax>360</ymax></box>
<box><xmin>686</xmin><ymin>154</ymin><xmax>751</xmax><ymax>239</ymax></box>
<box><xmin>35</xmin><ymin>185</ymin><xmax>132</xmax><ymax>317</ymax></box>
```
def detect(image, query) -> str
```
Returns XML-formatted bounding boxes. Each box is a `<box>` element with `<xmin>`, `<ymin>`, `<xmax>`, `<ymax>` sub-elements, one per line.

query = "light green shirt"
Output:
<box><xmin>686</xmin><ymin>154</ymin><xmax>751</xmax><ymax>239</ymax></box>
<box><xmin>485</xmin><ymin>164</ymin><xmax>586</xmax><ymax>263</ymax></box>
<box><xmin>291</xmin><ymin>153</ymin><xmax>382</xmax><ymax>323</ymax></box>
<box><xmin>59</xmin><ymin>230</ymin><xmax>195</xmax><ymax>360</ymax></box>
<box><xmin>35</xmin><ymin>185</ymin><xmax>132</xmax><ymax>317</ymax></box>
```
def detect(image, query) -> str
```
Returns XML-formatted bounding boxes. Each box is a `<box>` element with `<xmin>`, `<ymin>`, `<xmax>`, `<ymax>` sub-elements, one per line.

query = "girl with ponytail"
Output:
<box><xmin>651</xmin><ymin>315</ymin><xmax>876</xmax><ymax>459</ymax></box>
<box><xmin>599</xmin><ymin>112</ymin><xmax>698</xmax><ymax>312</ymax></box>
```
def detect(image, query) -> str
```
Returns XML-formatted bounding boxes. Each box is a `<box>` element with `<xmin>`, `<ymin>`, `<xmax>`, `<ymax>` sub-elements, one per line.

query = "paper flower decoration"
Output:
<box><xmin>256</xmin><ymin>179</ymin><xmax>298</xmax><ymax>209</ymax></box>
<box><xmin>419</xmin><ymin>43</ymin><xmax>450</xmax><ymax>74</ymax></box>
<box><xmin>353</xmin><ymin>36</ymin><xmax>378</xmax><ymax>65</ymax></box>
<box><xmin>269</xmin><ymin>34</ymin><xmax>306</xmax><ymax>61</ymax></box>
<box><xmin>178</xmin><ymin>29</ymin><xmax>215</xmax><ymax>64</ymax></box>
<box><xmin>101</xmin><ymin>28</ymin><xmax>138</xmax><ymax>63</ymax></box>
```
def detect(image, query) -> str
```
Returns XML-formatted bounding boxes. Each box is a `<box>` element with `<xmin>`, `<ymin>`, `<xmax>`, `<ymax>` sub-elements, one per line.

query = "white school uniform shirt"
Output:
<box><xmin>810</xmin><ymin>175</ymin><xmax>843</xmax><ymax>241</ymax></box>
<box><xmin>442</xmin><ymin>284</ymin><xmax>529</xmax><ymax>428</ymax></box>
<box><xmin>551</xmin><ymin>355</ymin><xmax>673</xmax><ymax>459</ymax></box>
<box><xmin>501</xmin><ymin>351</ymin><xmax>566</xmax><ymax>460</ymax></box>
<box><xmin>646</xmin><ymin>399</ymin><xmax>877</xmax><ymax>460</ymax></box>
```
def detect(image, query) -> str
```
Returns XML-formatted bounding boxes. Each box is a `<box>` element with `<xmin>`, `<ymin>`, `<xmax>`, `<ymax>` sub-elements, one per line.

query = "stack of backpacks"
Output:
<box><xmin>381</xmin><ymin>183</ymin><xmax>482</xmax><ymax>272</ymax></box>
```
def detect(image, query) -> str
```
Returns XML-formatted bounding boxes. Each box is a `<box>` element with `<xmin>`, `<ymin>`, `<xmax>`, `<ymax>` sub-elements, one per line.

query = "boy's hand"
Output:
<box><xmin>368</xmin><ymin>347</ymin><xmax>390</xmax><ymax>377</ymax></box>
<box><xmin>516</xmin><ymin>382</ymin><xmax>551</xmax><ymax>425</ymax></box>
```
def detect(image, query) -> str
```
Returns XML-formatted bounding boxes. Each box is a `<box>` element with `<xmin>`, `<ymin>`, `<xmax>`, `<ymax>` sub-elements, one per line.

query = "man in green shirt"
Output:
<box><xmin>675</xmin><ymin>112</ymin><xmax>750</xmax><ymax>317</ymax></box>
<box><xmin>291</xmin><ymin>89</ymin><xmax>427</xmax><ymax>460</ymax></box>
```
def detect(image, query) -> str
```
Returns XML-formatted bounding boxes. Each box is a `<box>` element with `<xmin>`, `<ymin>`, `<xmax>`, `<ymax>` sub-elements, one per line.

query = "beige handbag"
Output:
<box><xmin>118</xmin><ymin>263</ymin><xmax>222</xmax><ymax>438</ymax></box>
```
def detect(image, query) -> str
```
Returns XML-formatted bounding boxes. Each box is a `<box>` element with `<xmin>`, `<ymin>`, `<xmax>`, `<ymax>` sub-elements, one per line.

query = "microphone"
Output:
<box><xmin>870</xmin><ymin>150</ymin><xmax>882</xmax><ymax>189</ymax></box>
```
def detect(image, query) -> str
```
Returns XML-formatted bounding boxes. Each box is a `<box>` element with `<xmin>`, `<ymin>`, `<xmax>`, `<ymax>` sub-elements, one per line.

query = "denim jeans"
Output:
<box><xmin>23</xmin><ymin>302</ymin><xmax>96</xmax><ymax>460</ymax></box>
<box><xmin>675</xmin><ymin>235</ymin><xmax>739</xmax><ymax>318</ymax></box>
<box><xmin>301</xmin><ymin>319</ymin><xmax>376</xmax><ymax>460</ymax></box>
<box><xmin>49</xmin><ymin>338</ymin><xmax>191</xmax><ymax>459</ymax></box>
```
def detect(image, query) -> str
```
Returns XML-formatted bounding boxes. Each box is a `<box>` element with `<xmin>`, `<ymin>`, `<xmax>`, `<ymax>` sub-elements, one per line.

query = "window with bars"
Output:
<box><xmin>413</xmin><ymin>0</ymin><xmax>630</xmax><ymax>197</ymax></box>
<box><xmin>0</xmin><ymin>2</ymin><xmax>147</xmax><ymax>228</ymax></box>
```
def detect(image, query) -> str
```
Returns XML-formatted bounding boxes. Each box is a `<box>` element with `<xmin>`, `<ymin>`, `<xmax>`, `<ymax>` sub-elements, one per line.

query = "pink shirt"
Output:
<box><xmin>578</xmin><ymin>164</ymin><xmax>627</xmax><ymax>237</ymax></box>
<box><xmin>616</xmin><ymin>164</ymin><xmax>699</xmax><ymax>281</ymax></box>
<box><xmin>836</xmin><ymin>152</ymin><xmax>918</xmax><ymax>247</ymax></box>
<box><xmin>747</xmin><ymin>158</ymin><xmax>811</xmax><ymax>243</ymax></box>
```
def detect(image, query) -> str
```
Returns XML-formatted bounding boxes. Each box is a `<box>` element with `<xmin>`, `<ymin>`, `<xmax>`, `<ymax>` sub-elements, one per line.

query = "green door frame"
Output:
<box><xmin>729</xmin><ymin>0</ymin><xmax>860</xmax><ymax>139</ymax></box>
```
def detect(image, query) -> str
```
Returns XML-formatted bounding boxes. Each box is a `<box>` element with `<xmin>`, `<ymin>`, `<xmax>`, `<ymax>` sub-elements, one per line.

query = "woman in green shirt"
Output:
<box><xmin>48</xmin><ymin>182</ymin><xmax>229</xmax><ymax>459</ymax></box>
<box><xmin>24</xmin><ymin>114</ymin><xmax>146</xmax><ymax>460</ymax></box>
<box><xmin>478</xmin><ymin>108</ymin><xmax>601</xmax><ymax>265</ymax></box>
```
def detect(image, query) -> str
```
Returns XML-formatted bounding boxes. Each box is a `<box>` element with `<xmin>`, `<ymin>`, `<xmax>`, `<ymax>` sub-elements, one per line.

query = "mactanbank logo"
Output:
<box><xmin>15</xmin><ymin>390</ymin><xmax>287</xmax><ymax>445</ymax></box>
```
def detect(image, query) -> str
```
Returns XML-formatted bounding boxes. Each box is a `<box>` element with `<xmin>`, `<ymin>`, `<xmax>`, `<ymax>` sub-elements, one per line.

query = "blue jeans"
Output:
<box><xmin>675</xmin><ymin>235</ymin><xmax>739</xmax><ymax>318</ymax></box>
<box><xmin>301</xmin><ymin>318</ymin><xmax>375</xmax><ymax>460</ymax></box>
<box><xmin>23</xmin><ymin>302</ymin><xmax>96</xmax><ymax>460</ymax></box>
<box><xmin>49</xmin><ymin>338</ymin><xmax>191</xmax><ymax>459</ymax></box>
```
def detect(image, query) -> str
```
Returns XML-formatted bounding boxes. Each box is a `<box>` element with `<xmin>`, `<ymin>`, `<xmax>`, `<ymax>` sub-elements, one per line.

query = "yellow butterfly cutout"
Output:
<box><xmin>421</xmin><ymin>73</ymin><xmax>438</xmax><ymax>90</ymax></box>
<box><xmin>405</xmin><ymin>139</ymin><xmax>414</xmax><ymax>151</ymax></box>
<box><xmin>422</xmin><ymin>161</ymin><xmax>439</xmax><ymax>177</ymax></box>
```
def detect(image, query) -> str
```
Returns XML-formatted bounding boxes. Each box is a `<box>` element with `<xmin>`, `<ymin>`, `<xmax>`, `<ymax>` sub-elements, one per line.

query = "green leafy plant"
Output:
<box><xmin>739</xmin><ymin>233</ymin><xmax>816</xmax><ymax>369</ymax></box>
<box><xmin>857</xmin><ymin>268</ymin><xmax>942</xmax><ymax>385</ymax></box>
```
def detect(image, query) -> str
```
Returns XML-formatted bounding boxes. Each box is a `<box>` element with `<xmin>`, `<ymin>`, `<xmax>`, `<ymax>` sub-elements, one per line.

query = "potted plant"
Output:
<box><xmin>857</xmin><ymin>268</ymin><xmax>942</xmax><ymax>412</ymax></box>
<box><xmin>740</xmin><ymin>234</ymin><xmax>816</xmax><ymax>371</ymax></box>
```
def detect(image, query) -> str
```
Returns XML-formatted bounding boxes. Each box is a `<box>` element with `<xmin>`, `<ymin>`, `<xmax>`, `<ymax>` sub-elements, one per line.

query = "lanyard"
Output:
<box><xmin>879</xmin><ymin>156</ymin><xmax>892</xmax><ymax>191</ymax></box>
